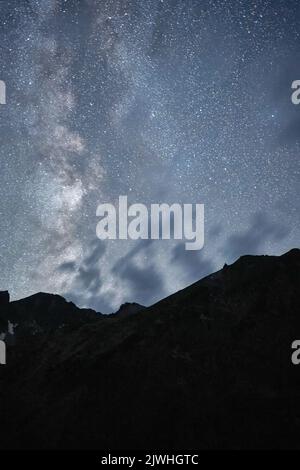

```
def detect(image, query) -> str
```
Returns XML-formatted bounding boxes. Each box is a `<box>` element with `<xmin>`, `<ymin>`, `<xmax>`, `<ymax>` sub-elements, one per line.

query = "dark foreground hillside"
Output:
<box><xmin>0</xmin><ymin>249</ymin><xmax>300</xmax><ymax>449</ymax></box>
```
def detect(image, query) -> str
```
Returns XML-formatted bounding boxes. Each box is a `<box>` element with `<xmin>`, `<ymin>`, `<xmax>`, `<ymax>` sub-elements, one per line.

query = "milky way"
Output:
<box><xmin>0</xmin><ymin>0</ymin><xmax>299</xmax><ymax>312</ymax></box>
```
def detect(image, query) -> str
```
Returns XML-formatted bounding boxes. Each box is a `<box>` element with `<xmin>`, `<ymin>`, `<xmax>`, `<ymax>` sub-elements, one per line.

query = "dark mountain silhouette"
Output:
<box><xmin>5</xmin><ymin>292</ymin><xmax>100</xmax><ymax>336</ymax></box>
<box><xmin>0</xmin><ymin>249</ymin><xmax>299</xmax><ymax>449</ymax></box>
<box><xmin>113</xmin><ymin>302</ymin><xmax>145</xmax><ymax>317</ymax></box>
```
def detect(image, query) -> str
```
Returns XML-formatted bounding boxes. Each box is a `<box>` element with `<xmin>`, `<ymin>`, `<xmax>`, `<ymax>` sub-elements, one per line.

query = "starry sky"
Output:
<box><xmin>0</xmin><ymin>0</ymin><xmax>299</xmax><ymax>313</ymax></box>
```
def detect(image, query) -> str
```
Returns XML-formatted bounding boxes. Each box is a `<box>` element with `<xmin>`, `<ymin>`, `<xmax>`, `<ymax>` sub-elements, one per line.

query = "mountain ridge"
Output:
<box><xmin>0</xmin><ymin>247</ymin><xmax>299</xmax><ymax>449</ymax></box>
<box><xmin>2</xmin><ymin>247</ymin><xmax>299</xmax><ymax>323</ymax></box>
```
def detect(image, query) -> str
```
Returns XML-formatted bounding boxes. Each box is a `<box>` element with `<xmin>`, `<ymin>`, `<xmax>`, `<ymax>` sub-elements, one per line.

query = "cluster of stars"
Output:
<box><xmin>0</xmin><ymin>0</ymin><xmax>299</xmax><ymax>312</ymax></box>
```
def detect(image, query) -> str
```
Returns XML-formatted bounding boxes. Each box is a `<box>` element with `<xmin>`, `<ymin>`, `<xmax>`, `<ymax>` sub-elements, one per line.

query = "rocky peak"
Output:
<box><xmin>0</xmin><ymin>291</ymin><xmax>9</xmax><ymax>307</ymax></box>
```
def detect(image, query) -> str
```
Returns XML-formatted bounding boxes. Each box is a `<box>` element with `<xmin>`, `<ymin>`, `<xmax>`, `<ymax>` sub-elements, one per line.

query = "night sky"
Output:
<box><xmin>0</xmin><ymin>0</ymin><xmax>299</xmax><ymax>313</ymax></box>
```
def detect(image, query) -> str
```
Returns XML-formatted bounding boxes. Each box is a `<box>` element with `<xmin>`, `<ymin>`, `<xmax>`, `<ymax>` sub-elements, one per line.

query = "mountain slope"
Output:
<box><xmin>0</xmin><ymin>249</ymin><xmax>299</xmax><ymax>449</ymax></box>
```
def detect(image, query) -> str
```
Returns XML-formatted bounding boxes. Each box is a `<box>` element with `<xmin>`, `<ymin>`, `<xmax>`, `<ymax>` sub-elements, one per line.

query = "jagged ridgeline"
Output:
<box><xmin>0</xmin><ymin>291</ymin><xmax>9</xmax><ymax>338</ymax></box>
<box><xmin>0</xmin><ymin>249</ymin><xmax>299</xmax><ymax>449</ymax></box>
